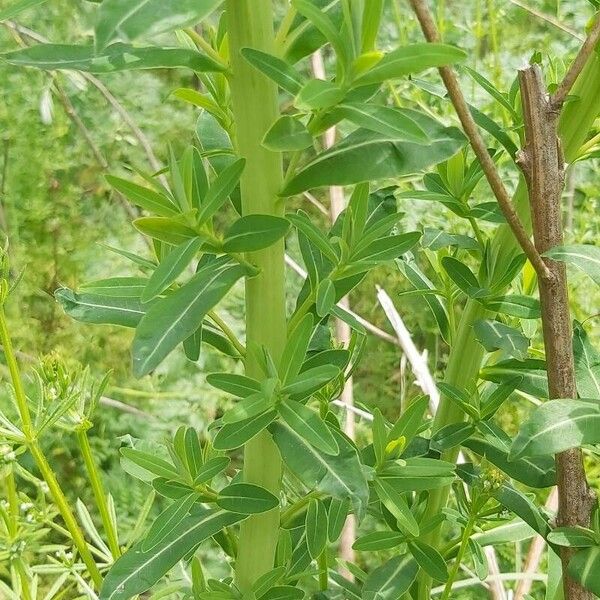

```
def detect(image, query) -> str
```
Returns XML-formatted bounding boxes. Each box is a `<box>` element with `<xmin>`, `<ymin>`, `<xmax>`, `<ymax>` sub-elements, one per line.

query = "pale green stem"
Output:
<box><xmin>225</xmin><ymin>0</ymin><xmax>287</xmax><ymax>591</ymax></box>
<box><xmin>77</xmin><ymin>430</ymin><xmax>121</xmax><ymax>559</ymax></box>
<box><xmin>440</xmin><ymin>513</ymin><xmax>477</xmax><ymax>600</ymax></box>
<box><xmin>207</xmin><ymin>310</ymin><xmax>246</xmax><ymax>357</ymax></box>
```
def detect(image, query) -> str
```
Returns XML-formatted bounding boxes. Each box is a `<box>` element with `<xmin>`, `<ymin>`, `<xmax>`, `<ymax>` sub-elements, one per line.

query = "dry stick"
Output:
<box><xmin>311</xmin><ymin>48</ymin><xmax>356</xmax><ymax>579</ymax></box>
<box><xmin>517</xmin><ymin>64</ymin><xmax>596</xmax><ymax>600</ymax></box>
<box><xmin>514</xmin><ymin>488</ymin><xmax>559</xmax><ymax>600</ymax></box>
<box><xmin>407</xmin><ymin>0</ymin><xmax>551</xmax><ymax>282</ymax></box>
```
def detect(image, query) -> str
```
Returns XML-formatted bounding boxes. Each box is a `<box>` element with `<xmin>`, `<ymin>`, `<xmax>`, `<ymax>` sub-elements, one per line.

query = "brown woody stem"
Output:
<box><xmin>518</xmin><ymin>64</ymin><xmax>596</xmax><ymax>600</ymax></box>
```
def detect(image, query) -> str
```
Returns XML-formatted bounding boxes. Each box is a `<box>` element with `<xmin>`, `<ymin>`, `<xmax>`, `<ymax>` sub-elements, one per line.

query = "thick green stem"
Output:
<box><xmin>77</xmin><ymin>430</ymin><xmax>121</xmax><ymax>559</ymax></box>
<box><xmin>417</xmin><ymin>53</ymin><xmax>600</xmax><ymax>596</ymax></box>
<box><xmin>0</xmin><ymin>307</ymin><xmax>103</xmax><ymax>588</ymax></box>
<box><xmin>225</xmin><ymin>0</ymin><xmax>286</xmax><ymax>591</ymax></box>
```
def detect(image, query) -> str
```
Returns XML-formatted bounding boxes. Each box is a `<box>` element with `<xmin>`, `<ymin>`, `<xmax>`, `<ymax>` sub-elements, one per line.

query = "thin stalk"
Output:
<box><xmin>225</xmin><ymin>0</ymin><xmax>287</xmax><ymax>591</ymax></box>
<box><xmin>0</xmin><ymin>307</ymin><xmax>103</xmax><ymax>588</ymax></box>
<box><xmin>207</xmin><ymin>310</ymin><xmax>246</xmax><ymax>357</ymax></box>
<box><xmin>441</xmin><ymin>513</ymin><xmax>477</xmax><ymax>600</ymax></box>
<box><xmin>77</xmin><ymin>430</ymin><xmax>121</xmax><ymax>560</ymax></box>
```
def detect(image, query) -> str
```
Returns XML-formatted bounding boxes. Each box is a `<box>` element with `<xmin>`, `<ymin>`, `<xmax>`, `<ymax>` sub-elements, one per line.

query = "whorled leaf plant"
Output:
<box><xmin>2</xmin><ymin>1</ymin><xmax>600</xmax><ymax>599</ymax></box>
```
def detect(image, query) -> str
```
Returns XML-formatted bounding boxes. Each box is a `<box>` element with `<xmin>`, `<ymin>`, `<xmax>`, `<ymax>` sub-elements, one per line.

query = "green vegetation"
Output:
<box><xmin>1</xmin><ymin>1</ymin><xmax>600</xmax><ymax>599</ymax></box>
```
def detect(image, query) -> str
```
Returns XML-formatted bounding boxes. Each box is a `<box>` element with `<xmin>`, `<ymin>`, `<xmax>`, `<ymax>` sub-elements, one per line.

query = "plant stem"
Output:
<box><xmin>0</xmin><ymin>307</ymin><xmax>103</xmax><ymax>589</ymax></box>
<box><xmin>225</xmin><ymin>0</ymin><xmax>286</xmax><ymax>592</ymax></box>
<box><xmin>440</xmin><ymin>513</ymin><xmax>477</xmax><ymax>600</ymax></box>
<box><xmin>77</xmin><ymin>430</ymin><xmax>121</xmax><ymax>560</ymax></box>
<box><xmin>207</xmin><ymin>310</ymin><xmax>246</xmax><ymax>357</ymax></box>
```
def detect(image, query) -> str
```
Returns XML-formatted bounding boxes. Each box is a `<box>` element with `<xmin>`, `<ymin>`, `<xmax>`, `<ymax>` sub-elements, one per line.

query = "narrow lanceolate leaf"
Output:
<box><xmin>354</xmin><ymin>43</ymin><xmax>467</xmax><ymax>85</ymax></box>
<box><xmin>262</xmin><ymin>115</ymin><xmax>313</xmax><ymax>152</ymax></box>
<box><xmin>132</xmin><ymin>262</ymin><xmax>248</xmax><ymax>376</ymax></box>
<box><xmin>3</xmin><ymin>44</ymin><xmax>224</xmax><ymax>73</ymax></box>
<box><xmin>141</xmin><ymin>493</ymin><xmax>199</xmax><ymax>551</ymax></box>
<box><xmin>197</xmin><ymin>158</ymin><xmax>245</xmax><ymax>225</ymax></box>
<box><xmin>0</xmin><ymin>0</ymin><xmax>48</xmax><ymax>21</ymax></box>
<box><xmin>327</xmin><ymin>497</ymin><xmax>350</xmax><ymax>543</ymax></box>
<box><xmin>222</xmin><ymin>215</ymin><xmax>290</xmax><ymax>253</ymax></box>
<box><xmin>362</xmin><ymin>555</ymin><xmax>419</xmax><ymax>600</ymax></box>
<box><xmin>95</xmin><ymin>0</ymin><xmax>224</xmax><ymax>50</ymax></box>
<box><xmin>473</xmin><ymin>319</ymin><xmax>529</xmax><ymax>361</ymax></box>
<box><xmin>335</xmin><ymin>104</ymin><xmax>428</xmax><ymax>143</ymax></box>
<box><xmin>279</xmin><ymin>399</ymin><xmax>339</xmax><ymax>455</ymax></box>
<box><xmin>568</xmin><ymin>547</ymin><xmax>600</xmax><ymax>596</ymax></box>
<box><xmin>206</xmin><ymin>373</ymin><xmax>262</xmax><ymax>398</ymax></box>
<box><xmin>213</xmin><ymin>410</ymin><xmax>277</xmax><ymax>450</ymax></box>
<box><xmin>510</xmin><ymin>399</ymin><xmax>600</xmax><ymax>460</ymax></box>
<box><xmin>295</xmin><ymin>79</ymin><xmax>345</xmax><ymax>111</ymax></box>
<box><xmin>305</xmin><ymin>499</ymin><xmax>328</xmax><ymax>559</ymax></box>
<box><xmin>573</xmin><ymin>321</ymin><xmax>600</xmax><ymax>399</ymax></box>
<box><xmin>373</xmin><ymin>478</ymin><xmax>419</xmax><ymax>537</ymax></box>
<box><xmin>282</xmin><ymin>122</ymin><xmax>465</xmax><ymax>195</ymax></box>
<box><xmin>142</xmin><ymin>238</ymin><xmax>203</xmax><ymax>302</ymax></box>
<box><xmin>119</xmin><ymin>448</ymin><xmax>179</xmax><ymax>480</ymax></box>
<box><xmin>350</xmin><ymin>232</ymin><xmax>421</xmax><ymax>265</ymax></box>
<box><xmin>99</xmin><ymin>508</ymin><xmax>244</xmax><ymax>600</ymax></box>
<box><xmin>408</xmin><ymin>540</ymin><xmax>448</xmax><ymax>582</ymax></box>
<box><xmin>193</xmin><ymin>456</ymin><xmax>230</xmax><ymax>485</ymax></box>
<box><xmin>353</xmin><ymin>531</ymin><xmax>406</xmax><ymax>551</ymax></box>
<box><xmin>482</xmin><ymin>294</ymin><xmax>541</xmax><ymax>319</ymax></box>
<box><xmin>547</xmin><ymin>527</ymin><xmax>597</xmax><ymax>548</ymax></box>
<box><xmin>106</xmin><ymin>175</ymin><xmax>178</xmax><ymax>217</ymax></box>
<box><xmin>544</xmin><ymin>244</ymin><xmax>600</xmax><ymax>285</ymax></box>
<box><xmin>270</xmin><ymin>421</ymin><xmax>369</xmax><ymax>518</ymax></box>
<box><xmin>56</xmin><ymin>288</ymin><xmax>148</xmax><ymax>328</ymax></box>
<box><xmin>216</xmin><ymin>483</ymin><xmax>279</xmax><ymax>514</ymax></box>
<box><xmin>240</xmin><ymin>47</ymin><xmax>305</xmax><ymax>95</ymax></box>
<box><xmin>442</xmin><ymin>256</ymin><xmax>487</xmax><ymax>298</ymax></box>
<box><xmin>133</xmin><ymin>216</ymin><xmax>199</xmax><ymax>245</ymax></box>
<box><xmin>481</xmin><ymin>358</ymin><xmax>548</xmax><ymax>398</ymax></box>
<box><xmin>279</xmin><ymin>313</ymin><xmax>314</xmax><ymax>384</ymax></box>
<box><xmin>80</xmin><ymin>277</ymin><xmax>148</xmax><ymax>298</ymax></box>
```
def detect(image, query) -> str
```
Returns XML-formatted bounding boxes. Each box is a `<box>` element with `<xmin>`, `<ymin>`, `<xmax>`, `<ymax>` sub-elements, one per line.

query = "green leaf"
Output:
<box><xmin>568</xmin><ymin>547</ymin><xmax>600</xmax><ymax>596</ymax></box>
<box><xmin>372</xmin><ymin>408</ymin><xmax>388</xmax><ymax>467</ymax></box>
<box><xmin>362</xmin><ymin>555</ymin><xmax>419</xmax><ymax>600</ymax></box>
<box><xmin>295</xmin><ymin>79</ymin><xmax>345</xmax><ymax>111</ymax></box>
<box><xmin>193</xmin><ymin>456</ymin><xmax>230</xmax><ymax>485</ymax></box>
<box><xmin>206</xmin><ymin>373</ymin><xmax>261</xmax><ymax>397</ymax></box>
<box><xmin>99</xmin><ymin>508</ymin><xmax>244</xmax><ymax>600</ymax></box>
<box><xmin>80</xmin><ymin>277</ymin><xmax>148</xmax><ymax>298</ymax></box>
<box><xmin>373</xmin><ymin>478</ymin><xmax>419</xmax><ymax>537</ymax></box>
<box><xmin>378</xmin><ymin>458</ymin><xmax>455</xmax><ymax>492</ymax></box>
<box><xmin>252</xmin><ymin>567</ymin><xmax>287</xmax><ymax>598</ymax></box>
<box><xmin>315</xmin><ymin>278</ymin><xmax>335</xmax><ymax>317</ymax></box>
<box><xmin>335</xmin><ymin>103</ymin><xmax>428</xmax><ymax>143</ymax></box>
<box><xmin>133</xmin><ymin>217</ymin><xmax>199</xmax><ymax>245</ymax></box>
<box><xmin>279</xmin><ymin>314</ymin><xmax>314</xmax><ymax>384</ymax></box>
<box><xmin>132</xmin><ymin>262</ymin><xmax>248</xmax><ymax>376</ymax></box>
<box><xmin>463</xmin><ymin>421</ymin><xmax>556</xmax><ymax>488</ymax></box>
<box><xmin>222</xmin><ymin>392</ymin><xmax>271</xmax><ymax>424</ymax></box>
<box><xmin>263</xmin><ymin>116</ymin><xmax>313</xmax><ymax>152</ymax></box>
<box><xmin>408</xmin><ymin>540</ymin><xmax>448</xmax><ymax>582</ymax></box>
<box><xmin>241</xmin><ymin>47</ymin><xmax>305</xmax><ymax>95</ymax></box>
<box><xmin>142</xmin><ymin>238</ymin><xmax>203</xmax><ymax>302</ymax></box>
<box><xmin>353</xmin><ymin>531</ymin><xmax>406</xmax><ymax>551</ymax></box>
<box><xmin>544</xmin><ymin>244</ymin><xmax>600</xmax><ymax>285</ymax></box>
<box><xmin>442</xmin><ymin>256</ymin><xmax>487</xmax><ymax>298</ymax></box>
<box><xmin>3</xmin><ymin>43</ymin><xmax>224</xmax><ymax>73</ymax></box>
<box><xmin>259</xmin><ymin>587</ymin><xmax>304</xmax><ymax>600</ymax></box>
<box><xmin>305</xmin><ymin>498</ymin><xmax>328</xmax><ymax>558</ymax></box>
<box><xmin>281</xmin><ymin>364</ymin><xmax>340</xmax><ymax>397</ymax></box>
<box><xmin>222</xmin><ymin>215</ymin><xmax>290</xmax><ymax>253</ymax></box>
<box><xmin>0</xmin><ymin>0</ymin><xmax>48</xmax><ymax>20</ymax></box>
<box><xmin>213</xmin><ymin>410</ymin><xmax>278</xmax><ymax>450</ymax></box>
<box><xmin>141</xmin><ymin>493</ymin><xmax>198</xmax><ymax>551</ymax></box>
<box><xmin>56</xmin><ymin>288</ymin><xmax>148</xmax><ymax>328</ymax></box>
<box><xmin>510</xmin><ymin>399</ymin><xmax>600</xmax><ymax>459</ymax></box>
<box><xmin>547</xmin><ymin>527</ymin><xmax>597</xmax><ymax>548</ymax></box>
<box><xmin>481</xmin><ymin>358</ymin><xmax>548</xmax><ymax>398</ymax></box>
<box><xmin>327</xmin><ymin>497</ymin><xmax>350</xmax><ymax>542</ymax></box>
<box><xmin>468</xmin><ymin>538</ymin><xmax>488</xmax><ymax>580</ymax></box>
<box><xmin>279</xmin><ymin>399</ymin><xmax>339</xmax><ymax>455</ymax></box>
<box><xmin>287</xmin><ymin>210</ymin><xmax>339</xmax><ymax>263</ymax></box>
<box><xmin>197</xmin><ymin>158</ymin><xmax>246</xmax><ymax>225</ymax></box>
<box><xmin>106</xmin><ymin>175</ymin><xmax>178</xmax><ymax>217</ymax></box>
<box><xmin>270</xmin><ymin>421</ymin><xmax>369</xmax><ymax>518</ymax></box>
<box><xmin>482</xmin><ymin>294</ymin><xmax>541</xmax><ymax>319</ymax></box>
<box><xmin>120</xmin><ymin>448</ymin><xmax>179</xmax><ymax>480</ymax></box>
<box><xmin>216</xmin><ymin>483</ymin><xmax>279</xmax><ymax>514</ymax></box>
<box><xmin>473</xmin><ymin>319</ymin><xmax>529</xmax><ymax>360</ymax></box>
<box><xmin>388</xmin><ymin>395</ymin><xmax>430</xmax><ymax>447</ymax></box>
<box><xmin>431</xmin><ymin>422</ymin><xmax>476</xmax><ymax>452</ymax></box>
<box><xmin>95</xmin><ymin>0</ymin><xmax>224</xmax><ymax>50</ymax></box>
<box><xmin>354</xmin><ymin>43</ymin><xmax>466</xmax><ymax>86</ymax></box>
<box><xmin>573</xmin><ymin>321</ymin><xmax>600</xmax><ymax>400</ymax></box>
<box><xmin>350</xmin><ymin>232</ymin><xmax>421</xmax><ymax>264</ymax></box>
<box><xmin>282</xmin><ymin>117</ymin><xmax>465</xmax><ymax>195</ymax></box>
